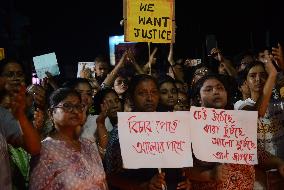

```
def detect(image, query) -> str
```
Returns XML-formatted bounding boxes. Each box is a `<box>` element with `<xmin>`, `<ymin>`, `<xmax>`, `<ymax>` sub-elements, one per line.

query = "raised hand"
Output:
<box><xmin>149</xmin><ymin>47</ymin><xmax>158</xmax><ymax>65</ymax></box>
<box><xmin>168</xmin><ymin>43</ymin><xmax>175</xmax><ymax>65</ymax></box>
<box><xmin>143</xmin><ymin>47</ymin><xmax>158</xmax><ymax>74</ymax></box>
<box><xmin>41</xmin><ymin>71</ymin><xmax>58</xmax><ymax>90</ymax></box>
<box><xmin>11</xmin><ymin>84</ymin><xmax>27</xmax><ymax>119</ymax></box>
<box><xmin>45</xmin><ymin>71</ymin><xmax>59</xmax><ymax>89</ymax></box>
<box><xmin>33</xmin><ymin>108</ymin><xmax>44</xmax><ymax>130</ymax></box>
<box><xmin>210</xmin><ymin>48</ymin><xmax>224</xmax><ymax>62</ymax></box>
<box><xmin>272</xmin><ymin>43</ymin><xmax>284</xmax><ymax>70</ymax></box>
<box><xmin>126</xmin><ymin>48</ymin><xmax>136</xmax><ymax>64</ymax></box>
<box><xmin>33</xmin><ymin>85</ymin><xmax>46</xmax><ymax>109</ymax></box>
<box><xmin>79</xmin><ymin>63</ymin><xmax>92</xmax><ymax>79</ymax></box>
<box><xmin>96</xmin><ymin>100</ymin><xmax>110</xmax><ymax>124</ymax></box>
<box><xmin>263</xmin><ymin>50</ymin><xmax>277</xmax><ymax>75</ymax></box>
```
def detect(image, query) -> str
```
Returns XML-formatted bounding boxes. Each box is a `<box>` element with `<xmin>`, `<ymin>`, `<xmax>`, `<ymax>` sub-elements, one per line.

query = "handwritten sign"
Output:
<box><xmin>0</xmin><ymin>48</ymin><xmax>4</xmax><ymax>60</ymax></box>
<box><xmin>189</xmin><ymin>106</ymin><xmax>258</xmax><ymax>165</ymax></box>
<box><xmin>33</xmin><ymin>52</ymin><xmax>60</xmax><ymax>79</ymax></box>
<box><xmin>118</xmin><ymin>112</ymin><xmax>192</xmax><ymax>168</ymax></box>
<box><xmin>124</xmin><ymin>0</ymin><xmax>175</xmax><ymax>43</ymax></box>
<box><xmin>76</xmin><ymin>62</ymin><xmax>95</xmax><ymax>78</ymax></box>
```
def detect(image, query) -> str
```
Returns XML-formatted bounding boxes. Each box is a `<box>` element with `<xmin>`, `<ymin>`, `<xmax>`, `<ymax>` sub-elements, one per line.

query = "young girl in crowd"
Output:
<box><xmin>93</xmin><ymin>88</ymin><xmax>122</xmax><ymax>159</ymax></box>
<box><xmin>190</xmin><ymin>74</ymin><xmax>284</xmax><ymax>190</ymax></box>
<box><xmin>113</xmin><ymin>75</ymin><xmax>129</xmax><ymax>99</ymax></box>
<box><xmin>104</xmin><ymin>74</ymin><xmax>191</xmax><ymax>190</ymax></box>
<box><xmin>234</xmin><ymin>58</ymin><xmax>284</xmax><ymax>188</ymax></box>
<box><xmin>157</xmin><ymin>76</ymin><xmax>178</xmax><ymax>112</ymax></box>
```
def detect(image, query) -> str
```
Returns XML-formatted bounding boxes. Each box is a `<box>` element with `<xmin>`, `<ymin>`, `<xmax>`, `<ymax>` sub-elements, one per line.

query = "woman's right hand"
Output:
<box><xmin>147</xmin><ymin>172</ymin><xmax>166</xmax><ymax>190</ymax></box>
<box><xmin>79</xmin><ymin>63</ymin><xmax>92</xmax><ymax>79</ymax></box>
<box><xmin>96</xmin><ymin>100</ymin><xmax>110</xmax><ymax>124</ymax></box>
<box><xmin>262</xmin><ymin>52</ymin><xmax>277</xmax><ymax>76</ymax></box>
<box><xmin>33</xmin><ymin>108</ymin><xmax>44</xmax><ymax>130</ymax></box>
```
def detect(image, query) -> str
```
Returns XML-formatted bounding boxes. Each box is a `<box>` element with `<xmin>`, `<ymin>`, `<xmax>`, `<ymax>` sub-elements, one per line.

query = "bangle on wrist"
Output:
<box><xmin>101</xmin><ymin>133</ymin><xmax>108</xmax><ymax>139</ymax></box>
<box><xmin>97</xmin><ymin>143</ymin><xmax>107</xmax><ymax>155</ymax></box>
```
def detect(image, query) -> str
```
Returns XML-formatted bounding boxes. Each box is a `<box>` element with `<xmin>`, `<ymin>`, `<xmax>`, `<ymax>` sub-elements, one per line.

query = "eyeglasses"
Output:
<box><xmin>2</xmin><ymin>71</ymin><xmax>24</xmax><ymax>78</ymax></box>
<box><xmin>53</xmin><ymin>103</ymin><xmax>85</xmax><ymax>113</ymax></box>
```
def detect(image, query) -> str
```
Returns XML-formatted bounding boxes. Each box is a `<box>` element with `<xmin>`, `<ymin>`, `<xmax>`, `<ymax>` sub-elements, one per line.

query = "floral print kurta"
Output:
<box><xmin>30</xmin><ymin>137</ymin><xmax>108</xmax><ymax>190</ymax></box>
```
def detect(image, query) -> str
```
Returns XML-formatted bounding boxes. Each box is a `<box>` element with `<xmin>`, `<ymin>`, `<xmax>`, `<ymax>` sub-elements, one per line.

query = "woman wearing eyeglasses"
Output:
<box><xmin>29</xmin><ymin>88</ymin><xmax>108</xmax><ymax>190</ymax></box>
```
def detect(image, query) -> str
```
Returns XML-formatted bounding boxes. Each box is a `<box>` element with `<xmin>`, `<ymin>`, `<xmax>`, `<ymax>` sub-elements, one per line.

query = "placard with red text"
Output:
<box><xmin>189</xmin><ymin>106</ymin><xmax>258</xmax><ymax>165</ymax></box>
<box><xmin>118</xmin><ymin>112</ymin><xmax>193</xmax><ymax>168</ymax></box>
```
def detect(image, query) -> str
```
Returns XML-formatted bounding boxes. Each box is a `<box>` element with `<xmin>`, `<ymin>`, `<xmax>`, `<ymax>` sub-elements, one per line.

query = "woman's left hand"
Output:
<box><xmin>177</xmin><ymin>179</ymin><xmax>191</xmax><ymax>190</ymax></box>
<box><xmin>177</xmin><ymin>168</ymin><xmax>192</xmax><ymax>190</ymax></box>
<box><xmin>96</xmin><ymin>100</ymin><xmax>110</xmax><ymax>124</ymax></box>
<box><xmin>11</xmin><ymin>84</ymin><xmax>27</xmax><ymax>119</ymax></box>
<box><xmin>33</xmin><ymin>108</ymin><xmax>44</xmax><ymax>130</ymax></box>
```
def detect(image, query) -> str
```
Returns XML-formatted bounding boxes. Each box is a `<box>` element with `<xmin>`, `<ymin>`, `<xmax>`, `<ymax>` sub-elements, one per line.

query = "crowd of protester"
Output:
<box><xmin>1</xmin><ymin>41</ymin><xmax>284</xmax><ymax>190</ymax></box>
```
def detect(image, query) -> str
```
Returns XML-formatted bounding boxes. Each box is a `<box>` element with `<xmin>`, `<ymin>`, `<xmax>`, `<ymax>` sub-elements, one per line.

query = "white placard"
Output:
<box><xmin>118</xmin><ymin>112</ymin><xmax>193</xmax><ymax>169</ymax></box>
<box><xmin>189</xmin><ymin>106</ymin><xmax>258</xmax><ymax>165</ymax></box>
<box><xmin>76</xmin><ymin>62</ymin><xmax>95</xmax><ymax>78</ymax></box>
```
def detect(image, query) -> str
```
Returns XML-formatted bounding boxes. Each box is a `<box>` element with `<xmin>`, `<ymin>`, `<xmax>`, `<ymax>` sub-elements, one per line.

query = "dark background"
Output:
<box><xmin>1</xmin><ymin>0</ymin><xmax>282</xmax><ymax>78</ymax></box>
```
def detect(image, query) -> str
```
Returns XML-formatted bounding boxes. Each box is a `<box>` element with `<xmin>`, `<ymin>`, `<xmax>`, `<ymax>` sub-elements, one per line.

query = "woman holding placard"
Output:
<box><xmin>190</xmin><ymin>74</ymin><xmax>284</xmax><ymax>190</ymax></box>
<box><xmin>105</xmin><ymin>74</ymin><xmax>191</xmax><ymax>190</ymax></box>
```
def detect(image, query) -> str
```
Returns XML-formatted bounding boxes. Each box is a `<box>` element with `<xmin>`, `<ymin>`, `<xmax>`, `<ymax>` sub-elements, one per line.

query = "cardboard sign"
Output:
<box><xmin>118</xmin><ymin>112</ymin><xmax>193</xmax><ymax>169</ymax></box>
<box><xmin>33</xmin><ymin>52</ymin><xmax>60</xmax><ymax>79</ymax></box>
<box><xmin>77</xmin><ymin>62</ymin><xmax>95</xmax><ymax>78</ymax></box>
<box><xmin>189</xmin><ymin>106</ymin><xmax>258</xmax><ymax>165</ymax></box>
<box><xmin>124</xmin><ymin>0</ymin><xmax>175</xmax><ymax>43</ymax></box>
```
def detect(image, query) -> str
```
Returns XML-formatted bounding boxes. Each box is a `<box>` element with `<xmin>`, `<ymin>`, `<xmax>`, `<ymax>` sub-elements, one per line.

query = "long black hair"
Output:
<box><xmin>242</xmin><ymin>61</ymin><xmax>266</xmax><ymax>79</ymax></box>
<box><xmin>127</xmin><ymin>74</ymin><xmax>158</xmax><ymax>99</ymax></box>
<box><xmin>48</xmin><ymin>87</ymin><xmax>81</xmax><ymax>109</ymax></box>
<box><xmin>93</xmin><ymin>88</ymin><xmax>119</xmax><ymax>115</ymax></box>
<box><xmin>191</xmin><ymin>74</ymin><xmax>233</xmax><ymax>110</ymax></box>
<box><xmin>157</xmin><ymin>75</ymin><xmax>177</xmax><ymax>111</ymax></box>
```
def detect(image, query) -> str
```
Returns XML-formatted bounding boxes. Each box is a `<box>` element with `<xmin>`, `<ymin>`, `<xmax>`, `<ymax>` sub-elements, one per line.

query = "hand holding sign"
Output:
<box><xmin>148</xmin><ymin>170</ymin><xmax>166</xmax><ymax>190</ymax></box>
<box><xmin>77</xmin><ymin>62</ymin><xmax>95</xmax><ymax>78</ymax></box>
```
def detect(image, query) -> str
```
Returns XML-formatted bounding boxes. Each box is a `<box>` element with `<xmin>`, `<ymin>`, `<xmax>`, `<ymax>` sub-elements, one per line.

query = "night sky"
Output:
<box><xmin>2</xmin><ymin>0</ymin><xmax>283</xmax><ymax>77</ymax></box>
